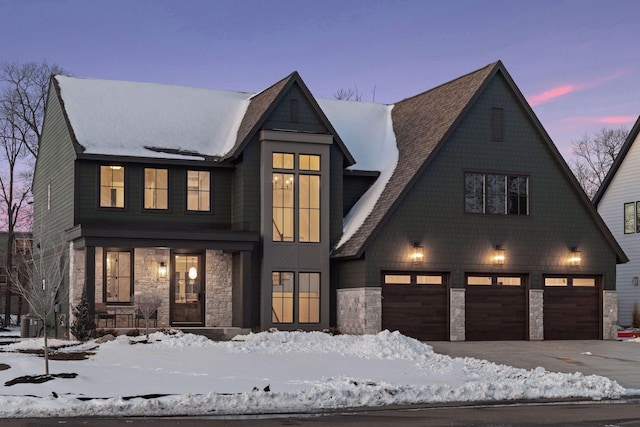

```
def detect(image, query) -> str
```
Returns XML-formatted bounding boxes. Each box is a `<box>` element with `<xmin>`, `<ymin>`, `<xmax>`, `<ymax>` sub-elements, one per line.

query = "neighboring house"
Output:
<box><xmin>594</xmin><ymin>116</ymin><xmax>640</xmax><ymax>327</ymax></box>
<box><xmin>0</xmin><ymin>231</ymin><xmax>33</xmax><ymax>321</ymax></box>
<box><xmin>33</xmin><ymin>61</ymin><xmax>626</xmax><ymax>341</ymax></box>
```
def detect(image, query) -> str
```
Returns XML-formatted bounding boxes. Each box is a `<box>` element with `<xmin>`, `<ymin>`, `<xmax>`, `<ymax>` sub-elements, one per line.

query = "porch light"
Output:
<box><xmin>493</xmin><ymin>245</ymin><xmax>505</xmax><ymax>265</ymax></box>
<box><xmin>188</xmin><ymin>266</ymin><xmax>198</xmax><ymax>281</ymax></box>
<box><xmin>410</xmin><ymin>242</ymin><xmax>424</xmax><ymax>264</ymax></box>
<box><xmin>569</xmin><ymin>248</ymin><xmax>581</xmax><ymax>267</ymax></box>
<box><xmin>158</xmin><ymin>262</ymin><xmax>167</xmax><ymax>279</ymax></box>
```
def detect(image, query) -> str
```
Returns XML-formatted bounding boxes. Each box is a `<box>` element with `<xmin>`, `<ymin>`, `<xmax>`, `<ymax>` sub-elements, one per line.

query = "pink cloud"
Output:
<box><xmin>527</xmin><ymin>68</ymin><xmax>629</xmax><ymax>107</ymax></box>
<box><xmin>596</xmin><ymin>116</ymin><xmax>636</xmax><ymax>124</ymax></box>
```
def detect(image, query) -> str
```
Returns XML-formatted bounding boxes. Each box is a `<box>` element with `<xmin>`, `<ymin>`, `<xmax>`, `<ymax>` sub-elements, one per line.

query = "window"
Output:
<box><xmin>299</xmin><ymin>272</ymin><xmax>320</xmax><ymax>323</ymax></box>
<box><xmin>105</xmin><ymin>251</ymin><xmax>132</xmax><ymax>303</ymax></box>
<box><xmin>47</xmin><ymin>183</ymin><xmax>51</xmax><ymax>211</ymax></box>
<box><xmin>545</xmin><ymin>276</ymin><xmax>597</xmax><ymax>287</ymax></box>
<box><xmin>187</xmin><ymin>170</ymin><xmax>210</xmax><ymax>211</ymax></box>
<box><xmin>144</xmin><ymin>168</ymin><xmax>168</xmax><ymax>210</ymax></box>
<box><xmin>624</xmin><ymin>202</ymin><xmax>640</xmax><ymax>234</ymax></box>
<box><xmin>465</xmin><ymin>173</ymin><xmax>528</xmax><ymax>215</ymax></box>
<box><xmin>272</xmin><ymin>271</ymin><xmax>294</xmax><ymax>323</ymax></box>
<box><xmin>272</xmin><ymin>153</ymin><xmax>321</xmax><ymax>242</ymax></box>
<box><xmin>384</xmin><ymin>272</ymin><xmax>445</xmax><ymax>286</ymax></box>
<box><xmin>467</xmin><ymin>274</ymin><xmax>524</xmax><ymax>286</ymax></box>
<box><xmin>100</xmin><ymin>165</ymin><xmax>125</xmax><ymax>208</ymax></box>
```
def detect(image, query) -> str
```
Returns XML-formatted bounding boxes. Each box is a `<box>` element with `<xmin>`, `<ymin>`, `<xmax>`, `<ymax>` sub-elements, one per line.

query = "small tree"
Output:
<box><xmin>135</xmin><ymin>292</ymin><xmax>162</xmax><ymax>340</ymax></box>
<box><xmin>70</xmin><ymin>289</ymin><xmax>95</xmax><ymax>341</ymax></box>
<box><xmin>8</xmin><ymin>228</ymin><xmax>68</xmax><ymax>375</ymax></box>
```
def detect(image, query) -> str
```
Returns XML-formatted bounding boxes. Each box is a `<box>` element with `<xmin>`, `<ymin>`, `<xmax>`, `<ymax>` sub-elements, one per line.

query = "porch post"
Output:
<box><xmin>86</xmin><ymin>246</ymin><xmax>95</xmax><ymax>316</ymax></box>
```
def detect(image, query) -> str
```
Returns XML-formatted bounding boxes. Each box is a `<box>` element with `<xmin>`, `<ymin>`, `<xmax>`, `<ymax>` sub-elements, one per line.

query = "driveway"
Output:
<box><xmin>429</xmin><ymin>340</ymin><xmax>640</xmax><ymax>391</ymax></box>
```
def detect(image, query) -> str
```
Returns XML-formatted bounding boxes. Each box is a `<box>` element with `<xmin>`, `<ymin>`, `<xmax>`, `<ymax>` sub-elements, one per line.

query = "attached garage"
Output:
<box><xmin>381</xmin><ymin>272</ymin><xmax>448</xmax><ymax>341</ymax></box>
<box><xmin>544</xmin><ymin>276</ymin><xmax>600</xmax><ymax>340</ymax></box>
<box><xmin>465</xmin><ymin>274</ymin><xmax>527</xmax><ymax>341</ymax></box>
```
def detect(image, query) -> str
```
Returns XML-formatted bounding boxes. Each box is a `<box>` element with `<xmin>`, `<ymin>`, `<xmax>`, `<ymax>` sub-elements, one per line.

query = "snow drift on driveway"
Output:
<box><xmin>0</xmin><ymin>330</ymin><xmax>626</xmax><ymax>418</ymax></box>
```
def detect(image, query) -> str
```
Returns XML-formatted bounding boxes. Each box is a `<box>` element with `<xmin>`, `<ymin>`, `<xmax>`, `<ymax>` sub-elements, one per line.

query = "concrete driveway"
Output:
<box><xmin>429</xmin><ymin>340</ymin><xmax>640</xmax><ymax>391</ymax></box>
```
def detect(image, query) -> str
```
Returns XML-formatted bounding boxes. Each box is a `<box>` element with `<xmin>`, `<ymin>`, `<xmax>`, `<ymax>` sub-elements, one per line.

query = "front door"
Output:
<box><xmin>171</xmin><ymin>253</ymin><xmax>204</xmax><ymax>326</ymax></box>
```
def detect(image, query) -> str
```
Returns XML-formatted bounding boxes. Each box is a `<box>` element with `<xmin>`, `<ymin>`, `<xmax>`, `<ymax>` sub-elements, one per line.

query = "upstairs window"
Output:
<box><xmin>187</xmin><ymin>170</ymin><xmax>210</xmax><ymax>211</ymax></box>
<box><xmin>100</xmin><ymin>165</ymin><xmax>125</xmax><ymax>208</ymax></box>
<box><xmin>624</xmin><ymin>202</ymin><xmax>640</xmax><ymax>234</ymax></box>
<box><xmin>491</xmin><ymin>107</ymin><xmax>504</xmax><ymax>142</ymax></box>
<box><xmin>465</xmin><ymin>173</ymin><xmax>529</xmax><ymax>215</ymax></box>
<box><xmin>144</xmin><ymin>168</ymin><xmax>168</xmax><ymax>210</ymax></box>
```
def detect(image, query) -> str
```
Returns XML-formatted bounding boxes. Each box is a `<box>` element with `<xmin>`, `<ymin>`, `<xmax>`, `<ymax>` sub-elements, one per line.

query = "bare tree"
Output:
<box><xmin>334</xmin><ymin>86</ymin><xmax>363</xmax><ymax>101</ymax></box>
<box><xmin>8</xmin><ymin>227</ymin><xmax>68</xmax><ymax>375</ymax></box>
<box><xmin>570</xmin><ymin>127</ymin><xmax>628</xmax><ymax>199</ymax></box>
<box><xmin>0</xmin><ymin>60</ymin><xmax>66</xmax><ymax>324</ymax></box>
<box><xmin>135</xmin><ymin>292</ymin><xmax>162</xmax><ymax>340</ymax></box>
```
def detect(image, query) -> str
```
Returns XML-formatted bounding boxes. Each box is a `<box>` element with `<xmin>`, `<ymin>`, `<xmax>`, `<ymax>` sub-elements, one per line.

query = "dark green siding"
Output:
<box><xmin>75</xmin><ymin>161</ymin><xmax>234</xmax><ymax>230</ymax></box>
<box><xmin>330</xmin><ymin>145</ymin><xmax>345</xmax><ymax>248</ymax></box>
<box><xmin>232</xmin><ymin>136</ymin><xmax>261</xmax><ymax>232</ymax></box>
<box><xmin>263</xmin><ymin>83</ymin><xmax>328</xmax><ymax>134</ymax></box>
<box><xmin>361</xmin><ymin>73</ymin><xmax>616</xmax><ymax>290</ymax></box>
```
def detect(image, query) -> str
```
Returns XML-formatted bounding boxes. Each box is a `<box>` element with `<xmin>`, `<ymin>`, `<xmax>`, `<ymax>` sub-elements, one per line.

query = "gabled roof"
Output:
<box><xmin>332</xmin><ymin>62</ymin><xmax>497</xmax><ymax>257</ymax></box>
<box><xmin>593</xmin><ymin>115</ymin><xmax>640</xmax><ymax>206</ymax></box>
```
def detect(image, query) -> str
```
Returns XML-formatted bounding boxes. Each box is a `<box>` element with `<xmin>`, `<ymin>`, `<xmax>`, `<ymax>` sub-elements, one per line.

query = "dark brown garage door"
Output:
<box><xmin>382</xmin><ymin>272</ymin><xmax>448</xmax><ymax>341</ymax></box>
<box><xmin>465</xmin><ymin>275</ymin><xmax>527</xmax><ymax>341</ymax></box>
<box><xmin>544</xmin><ymin>276</ymin><xmax>600</xmax><ymax>340</ymax></box>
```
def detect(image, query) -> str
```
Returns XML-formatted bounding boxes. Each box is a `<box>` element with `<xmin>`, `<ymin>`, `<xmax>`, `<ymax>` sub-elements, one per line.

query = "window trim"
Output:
<box><xmin>543</xmin><ymin>275</ymin><xmax>599</xmax><ymax>288</ymax></box>
<box><xmin>624</xmin><ymin>202</ymin><xmax>635</xmax><ymax>234</ymax></box>
<box><xmin>186</xmin><ymin>170</ymin><xmax>211</xmax><ymax>213</ymax></box>
<box><xmin>383</xmin><ymin>271</ymin><xmax>447</xmax><ymax>286</ymax></box>
<box><xmin>143</xmin><ymin>167</ymin><xmax>169</xmax><ymax>211</ymax></box>
<box><xmin>271</xmin><ymin>271</ymin><xmax>321</xmax><ymax>324</ymax></box>
<box><xmin>99</xmin><ymin>165</ymin><xmax>126</xmax><ymax>209</ymax></box>
<box><xmin>464</xmin><ymin>172</ymin><xmax>529</xmax><ymax>216</ymax></box>
<box><xmin>465</xmin><ymin>273</ymin><xmax>526</xmax><ymax>287</ymax></box>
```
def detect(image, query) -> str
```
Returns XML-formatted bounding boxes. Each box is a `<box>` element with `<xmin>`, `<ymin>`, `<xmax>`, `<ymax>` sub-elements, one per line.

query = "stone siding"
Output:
<box><xmin>205</xmin><ymin>250</ymin><xmax>233</xmax><ymax>327</ymax></box>
<box><xmin>603</xmin><ymin>291</ymin><xmax>618</xmax><ymax>340</ymax></box>
<box><xmin>450</xmin><ymin>288</ymin><xmax>465</xmax><ymax>341</ymax></box>
<box><xmin>529</xmin><ymin>290</ymin><xmax>544</xmax><ymax>341</ymax></box>
<box><xmin>133</xmin><ymin>248</ymin><xmax>170</xmax><ymax>327</ymax></box>
<box><xmin>337</xmin><ymin>287</ymin><xmax>381</xmax><ymax>335</ymax></box>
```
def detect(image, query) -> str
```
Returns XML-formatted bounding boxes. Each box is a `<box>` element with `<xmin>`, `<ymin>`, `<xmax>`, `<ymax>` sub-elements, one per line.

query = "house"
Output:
<box><xmin>593</xmin><ymin>116</ymin><xmax>640</xmax><ymax>327</ymax></box>
<box><xmin>33</xmin><ymin>61</ymin><xmax>626</xmax><ymax>341</ymax></box>
<box><xmin>0</xmin><ymin>231</ymin><xmax>33</xmax><ymax>323</ymax></box>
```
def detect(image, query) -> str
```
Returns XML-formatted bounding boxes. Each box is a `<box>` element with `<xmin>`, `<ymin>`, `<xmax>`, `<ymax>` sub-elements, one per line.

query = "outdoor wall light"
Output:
<box><xmin>158</xmin><ymin>261</ymin><xmax>167</xmax><ymax>279</ymax></box>
<box><xmin>569</xmin><ymin>247</ymin><xmax>582</xmax><ymax>267</ymax></box>
<box><xmin>493</xmin><ymin>245</ymin><xmax>505</xmax><ymax>265</ymax></box>
<box><xmin>410</xmin><ymin>242</ymin><xmax>424</xmax><ymax>264</ymax></box>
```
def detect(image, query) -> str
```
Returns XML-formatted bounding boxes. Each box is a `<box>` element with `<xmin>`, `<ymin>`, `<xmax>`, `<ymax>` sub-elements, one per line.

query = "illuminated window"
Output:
<box><xmin>384</xmin><ymin>273</ymin><xmax>445</xmax><ymax>285</ymax></box>
<box><xmin>545</xmin><ymin>276</ymin><xmax>597</xmax><ymax>287</ymax></box>
<box><xmin>467</xmin><ymin>275</ymin><xmax>524</xmax><ymax>286</ymax></box>
<box><xmin>299</xmin><ymin>175</ymin><xmax>320</xmax><ymax>242</ymax></box>
<box><xmin>144</xmin><ymin>168</ymin><xmax>168</xmax><ymax>210</ymax></box>
<box><xmin>105</xmin><ymin>251</ymin><xmax>132</xmax><ymax>303</ymax></box>
<box><xmin>272</xmin><ymin>272</ymin><xmax>294</xmax><ymax>323</ymax></box>
<box><xmin>272</xmin><ymin>173</ymin><xmax>294</xmax><ymax>241</ymax></box>
<box><xmin>100</xmin><ymin>165</ymin><xmax>125</xmax><ymax>208</ymax></box>
<box><xmin>299</xmin><ymin>154</ymin><xmax>320</xmax><ymax>171</ymax></box>
<box><xmin>299</xmin><ymin>272</ymin><xmax>320</xmax><ymax>323</ymax></box>
<box><xmin>187</xmin><ymin>170</ymin><xmax>210</xmax><ymax>211</ymax></box>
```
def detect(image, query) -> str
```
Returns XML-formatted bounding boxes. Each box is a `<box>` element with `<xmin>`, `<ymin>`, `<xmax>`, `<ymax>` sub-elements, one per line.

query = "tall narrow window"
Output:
<box><xmin>272</xmin><ymin>272</ymin><xmax>294</xmax><ymax>323</ymax></box>
<box><xmin>47</xmin><ymin>182</ymin><xmax>51</xmax><ymax>211</ymax></box>
<box><xmin>273</xmin><ymin>173</ymin><xmax>295</xmax><ymax>241</ymax></box>
<box><xmin>187</xmin><ymin>170</ymin><xmax>210</xmax><ymax>211</ymax></box>
<box><xmin>144</xmin><ymin>168</ymin><xmax>168</xmax><ymax>209</ymax></box>
<box><xmin>508</xmin><ymin>176</ymin><xmax>528</xmax><ymax>215</ymax></box>
<box><xmin>491</xmin><ymin>107</ymin><xmax>504</xmax><ymax>142</ymax></box>
<box><xmin>105</xmin><ymin>251</ymin><xmax>132</xmax><ymax>303</ymax></box>
<box><xmin>624</xmin><ymin>202</ymin><xmax>635</xmax><ymax>234</ymax></box>
<box><xmin>299</xmin><ymin>272</ymin><xmax>320</xmax><ymax>323</ymax></box>
<box><xmin>299</xmin><ymin>175</ymin><xmax>320</xmax><ymax>242</ymax></box>
<box><xmin>100</xmin><ymin>165</ymin><xmax>125</xmax><ymax>208</ymax></box>
<box><xmin>465</xmin><ymin>173</ymin><xmax>484</xmax><ymax>213</ymax></box>
<box><xmin>486</xmin><ymin>174</ymin><xmax>506</xmax><ymax>214</ymax></box>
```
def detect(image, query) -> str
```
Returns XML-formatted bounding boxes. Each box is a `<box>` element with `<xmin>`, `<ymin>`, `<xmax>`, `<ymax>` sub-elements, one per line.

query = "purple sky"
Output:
<box><xmin>2</xmin><ymin>0</ymin><xmax>638</xmax><ymax>160</ymax></box>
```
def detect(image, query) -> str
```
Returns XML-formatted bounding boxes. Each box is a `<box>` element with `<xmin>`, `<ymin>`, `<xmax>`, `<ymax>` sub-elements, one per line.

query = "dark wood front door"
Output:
<box><xmin>171</xmin><ymin>253</ymin><xmax>204</xmax><ymax>326</ymax></box>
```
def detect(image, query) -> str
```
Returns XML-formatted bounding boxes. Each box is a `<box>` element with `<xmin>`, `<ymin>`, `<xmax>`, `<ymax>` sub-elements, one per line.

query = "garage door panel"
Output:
<box><xmin>544</xmin><ymin>285</ymin><xmax>599</xmax><ymax>340</ymax></box>
<box><xmin>382</xmin><ymin>285</ymin><xmax>448</xmax><ymax>341</ymax></box>
<box><xmin>466</xmin><ymin>286</ymin><xmax>527</xmax><ymax>341</ymax></box>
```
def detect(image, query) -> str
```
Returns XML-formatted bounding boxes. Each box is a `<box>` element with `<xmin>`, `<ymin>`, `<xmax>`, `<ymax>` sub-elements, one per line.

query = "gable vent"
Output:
<box><xmin>491</xmin><ymin>107</ymin><xmax>504</xmax><ymax>142</ymax></box>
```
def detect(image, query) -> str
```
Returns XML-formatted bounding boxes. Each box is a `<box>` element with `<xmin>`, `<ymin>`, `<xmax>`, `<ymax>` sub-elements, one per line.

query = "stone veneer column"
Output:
<box><xmin>133</xmin><ymin>248</ymin><xmax>170</xmax><ymax>327</ymax></box>
<box><xmin>450</xmin><ymin>288</ymin><xmax>465</xmax><ymax>341</ymax></box>
<box><xmin>68</xmin><ymin>243</ymin><xmax>85</xmax><ymax>331</ymax></box>
<box><xmin>603</xmin><ymin>291</ymin><xmax>618</xmax><ymax>340</ymax></box>
<box><xmin>205</xmin><ymin>250</ymin><xmax>233</xmax><ymax>327</ymax></box>
<box><xmin>94</xmin><ymin>247</ymin><xmax>103</xmax><ymax>304</ymax></box>
<box><xmin>529</xmin><ymin>289</ymin><xmax>544</xmax><ymax>341</ymax></box>
<box><xmin>337</xmin><ymin>287</ymin><xmax>381</xmax><ymax>335</ymax></box>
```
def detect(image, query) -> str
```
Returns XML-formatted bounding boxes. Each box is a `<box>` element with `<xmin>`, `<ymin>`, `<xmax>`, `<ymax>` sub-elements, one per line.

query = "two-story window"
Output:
<box><xmin>144</xmin><ymin>168</ymin><xmax>168</xmax><ymax>210</ymax></box>
<box><xmin>100</xmin><ymin>165</ymin><xmax>125</xmax><ymax>208</ymax></box>
<box><xmin>624</xmin><ymin>202</ymin><xmax>640</xmax><ymax>234</ymax></box>
<box><xmin>272</xmin><ymin>153</ymin><xmax>320</xmax><ymax>242</ymax></box>
<box><xmin>465</xmin><ymin>173</ymin><xmax>529</xmax><ymax>215</ymax></box>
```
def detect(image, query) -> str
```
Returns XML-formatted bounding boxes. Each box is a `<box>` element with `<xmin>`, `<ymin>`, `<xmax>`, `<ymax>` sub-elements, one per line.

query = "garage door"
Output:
<box><xmin>382</xmin><ymin>272</ymin><xmax>448</xmax><ymax>341</ymax></box>
<box><xmin>465</xmin><ymin>275</ymin><xmax>527</xmax><ymax>341</ymax></box>
<box><xmin>544</xmin><ymin>276</ymin><xmax>600</xmax><ymax>340</ymax></box>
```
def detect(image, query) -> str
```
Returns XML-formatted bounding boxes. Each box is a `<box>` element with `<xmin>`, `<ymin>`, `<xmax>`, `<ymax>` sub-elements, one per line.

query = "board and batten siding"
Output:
<box><xmin>597</xmin><ymin>132</ymin><xmax>640</xmax><ymax>326</ymax></box>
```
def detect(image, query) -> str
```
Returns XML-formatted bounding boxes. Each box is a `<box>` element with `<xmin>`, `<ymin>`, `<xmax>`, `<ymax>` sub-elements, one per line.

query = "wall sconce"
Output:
<box><xmin>410</xmin><ymin>242</ymin><xmax>424</xmax><ymax>264</ymax></box>
<box><xmin>493</xmin><ymin>245</ymin><xmax>505</xmax><ymax>265</ymax></box>
<box><xmin>158</xmin><ymin>261</ymin><xmax>167</xmax><ymax>279</ymax></box>
<box><xmin>568</xmin><ymin>247</ymin><xmax>581</xmax><ymax>267</ymax></box>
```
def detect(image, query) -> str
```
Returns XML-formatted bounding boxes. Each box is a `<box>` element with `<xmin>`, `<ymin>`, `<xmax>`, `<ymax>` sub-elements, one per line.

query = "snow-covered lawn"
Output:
<box><xmin>0</xmin><ymin>329</ymin><xmax>629</xmax><ymax>418</ymax></box>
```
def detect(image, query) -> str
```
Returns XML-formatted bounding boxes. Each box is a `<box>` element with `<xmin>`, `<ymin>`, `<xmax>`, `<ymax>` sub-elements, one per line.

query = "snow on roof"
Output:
<box><xmin>56</xmin><ymin>76</ymin><xmax>252</xmax><ymax>160</ymax></box>
<box><xmin>317</xmin><ymin>99</ymin><xmax>398</xmax><ymax>249</ymax></box>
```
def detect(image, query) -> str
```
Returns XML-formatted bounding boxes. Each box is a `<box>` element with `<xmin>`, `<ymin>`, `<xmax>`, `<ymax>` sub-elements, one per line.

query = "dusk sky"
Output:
<box><xmin>2</xmin><ymin>0</ymin><xmax>638</xmax><ymax>160</ymax></box>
